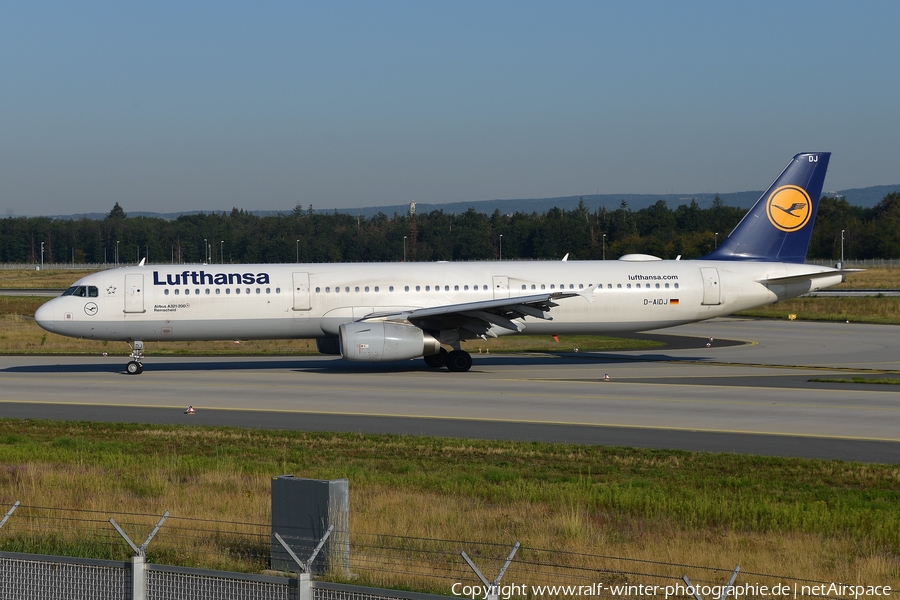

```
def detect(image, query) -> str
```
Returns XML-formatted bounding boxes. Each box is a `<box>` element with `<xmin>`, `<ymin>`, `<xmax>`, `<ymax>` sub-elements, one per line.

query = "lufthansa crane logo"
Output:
<box><xmin>766</xmin><ymin>185</ymin><xmax>812</xmax><ymax>232</ymax></box>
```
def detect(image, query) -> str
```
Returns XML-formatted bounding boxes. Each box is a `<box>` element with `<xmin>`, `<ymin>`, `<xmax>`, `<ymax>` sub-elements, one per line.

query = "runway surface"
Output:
<box><xmin>1</xmin><ymin>318</ymin><xmax>899</xmax><ymax>463</ymax></box>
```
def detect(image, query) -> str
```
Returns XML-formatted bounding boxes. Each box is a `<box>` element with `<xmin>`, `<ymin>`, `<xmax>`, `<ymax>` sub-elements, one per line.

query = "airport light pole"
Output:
<box><xmin>204</xmin><ymin>238</ymin><xmax>208</xmax><ymax>264</ymax></box>
<box><xmin>499</xmin><ymin>234</ymin><xmax>502</xmax><ymax>260</ymax></box>
<box><xmin>841</xmin><ymin>230</ymin><xmax>845</xmax><ymax>267</ymax></box>
<box><xmin>403</xmin><ymin>236</ymin><xmax>407</xmax><ymax>262</ymax></box>
<box><xmin>40</xmin><ymin>242</ymin><xmax>44</xmax><ymax>270</ymax></box>
<box><xmin>602</xmin><ymin>234</ymin><xmax>606</xmax><ymax>260</ymax></box>
<box><xmin>296</xmin><ymin>240</ymin><xmax>300</xmax><ymax>263</ymax></box>
<box><xmin>116</xmin><ymin>241</ymin><xmax>119</xmax><ymax>266</ymax></box>
<box><xmin>715</xmin><ymin>233</ymin><xmax>719</xmax><ymax>249</ymax></box>
<box><xmin>221</xmin><ymin>240</ymin><xmax>224</xmax><ymax>264</ymax></box>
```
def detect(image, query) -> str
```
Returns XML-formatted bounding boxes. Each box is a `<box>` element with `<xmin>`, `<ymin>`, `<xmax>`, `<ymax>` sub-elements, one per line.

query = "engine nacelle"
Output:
<box><xmin>339</xmin><ymin>322</ymin><xmax>441</xmax><ymax>362</ymax></box>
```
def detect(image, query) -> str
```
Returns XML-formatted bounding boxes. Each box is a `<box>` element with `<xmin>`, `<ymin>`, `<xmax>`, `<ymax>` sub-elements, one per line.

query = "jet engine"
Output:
<box><xmin>339</xmin><ymin>322</ymin><xmax>441</xmax><ymax>362</ymax></box>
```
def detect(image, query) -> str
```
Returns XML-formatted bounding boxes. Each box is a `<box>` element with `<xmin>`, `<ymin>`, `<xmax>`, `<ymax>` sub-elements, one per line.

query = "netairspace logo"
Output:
<box><xmin>450</xmin><ymin>581</ymin><xmax>893</xmax><ymax>599</ymax></box>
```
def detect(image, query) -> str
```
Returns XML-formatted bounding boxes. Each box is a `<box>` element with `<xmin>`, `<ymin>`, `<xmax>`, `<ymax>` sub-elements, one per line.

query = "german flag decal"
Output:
<box><xmin>670</xmin><ymin>299</ymin><xmax>680</xmax><ymax>305</ymax></box>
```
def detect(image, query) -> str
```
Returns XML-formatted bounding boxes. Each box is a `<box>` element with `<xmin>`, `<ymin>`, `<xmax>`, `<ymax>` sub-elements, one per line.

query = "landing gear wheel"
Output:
<box><xmin>446</xmin><ymin>350</ymin><xmax>472</xmax><ymax>373</ymax></box>
<box><xmin>423</xmin><ymin>348</ymin><xmax>448</xmax><ymax>368</ymax></box>
<box><xmin>126</xmin><ymin>361</ymin><xmax>143</xmax><ymax>375</ymax></box>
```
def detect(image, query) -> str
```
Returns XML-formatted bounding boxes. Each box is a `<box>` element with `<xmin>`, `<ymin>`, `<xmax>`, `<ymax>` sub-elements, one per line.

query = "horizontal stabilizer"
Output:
<box><xmin>757</xmin><ymin>269</ymin><xmax>863</xmax><ymax>286</ymax></box>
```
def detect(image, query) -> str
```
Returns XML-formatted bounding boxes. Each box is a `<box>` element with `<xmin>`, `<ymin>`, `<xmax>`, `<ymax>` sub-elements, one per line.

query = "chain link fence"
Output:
<box><xmin>0</xmin><ymin>503</ymin><xmax>861</xmax><ymax>599</ymax></box>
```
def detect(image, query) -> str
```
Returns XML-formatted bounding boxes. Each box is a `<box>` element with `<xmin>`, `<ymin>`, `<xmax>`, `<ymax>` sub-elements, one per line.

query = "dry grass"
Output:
<box><xmin>738</xmin><ymin>296</ymin><xmax>900</xmax><ymax>324</ymax></box>
<box><xmin>0</xmin><ymin>269</ymin><xmax>101</xmax><ymax>289</ymax></box>
<box><xmin>835</xmin><ymin>268</ymin><xmax>900</xmax><ymax>289</ymax></box>
<box><xmin>0</xmin><ymin>422</ymin><xmax>896</xmax><ymax>591</ymax></box>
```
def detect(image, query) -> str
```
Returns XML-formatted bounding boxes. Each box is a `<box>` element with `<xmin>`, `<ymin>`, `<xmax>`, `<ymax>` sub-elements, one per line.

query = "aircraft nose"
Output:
<box><xmin>34</xmin><ymin>301</ymin><xmax>55</xmax><ymax>332</ymax></box>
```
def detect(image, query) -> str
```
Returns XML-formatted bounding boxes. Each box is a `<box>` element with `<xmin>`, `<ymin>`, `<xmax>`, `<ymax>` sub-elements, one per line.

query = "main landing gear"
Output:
<box><xmin>126</xmin><ymin>340</ymin><xmax>144</xmax><ymax>375</ymax></box>
<box><xmin>423</xmin><ymin>347</ymin><xmax>473</xmax><ymax>372</ymax></box>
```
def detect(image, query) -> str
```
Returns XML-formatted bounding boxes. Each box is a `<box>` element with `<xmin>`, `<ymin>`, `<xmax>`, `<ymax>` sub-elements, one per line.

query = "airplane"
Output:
<box><xmin>35</xmin><ymin>152</ymin><xmax>853</xmax><ymax>374</ymax></box>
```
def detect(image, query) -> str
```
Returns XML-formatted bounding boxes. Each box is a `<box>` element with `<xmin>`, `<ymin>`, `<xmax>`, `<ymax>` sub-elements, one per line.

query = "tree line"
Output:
<box><xmin>3</xmin><ymin>193</ymin><xmax>899</xmax><ymax>265</ymax></box>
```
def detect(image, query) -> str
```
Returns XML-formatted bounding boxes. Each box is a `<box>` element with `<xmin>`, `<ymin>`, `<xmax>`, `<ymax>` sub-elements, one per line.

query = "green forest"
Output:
<box><xmin>3</xmin><ymin>193</ymin><xmax>899</xmax><ymax>265</ymax></box>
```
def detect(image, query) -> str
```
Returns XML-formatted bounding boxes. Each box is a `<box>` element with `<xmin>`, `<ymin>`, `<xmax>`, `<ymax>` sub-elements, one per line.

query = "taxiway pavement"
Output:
<box><xmin>2</xmin><ymin>318</ymin><xmax>898</xmax><ymax>463</ymax></box>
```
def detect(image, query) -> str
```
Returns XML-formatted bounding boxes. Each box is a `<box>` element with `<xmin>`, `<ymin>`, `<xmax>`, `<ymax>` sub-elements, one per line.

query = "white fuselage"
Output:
<box><xmin>35</xmin><ymin>259</ymin><xmax>843</xmax><ymax>343</ymax></box>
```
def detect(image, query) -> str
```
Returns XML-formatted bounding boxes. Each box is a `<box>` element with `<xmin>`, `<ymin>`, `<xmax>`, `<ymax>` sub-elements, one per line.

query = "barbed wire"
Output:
<box><xmin>0</xmin><ymin>502</ymin><xmax>862</xmax><ymax>598</ymax></box>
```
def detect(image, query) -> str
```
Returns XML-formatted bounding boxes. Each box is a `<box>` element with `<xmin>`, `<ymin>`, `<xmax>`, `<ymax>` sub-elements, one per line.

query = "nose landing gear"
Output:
<box><xmin>126</xmin><ymin>341</ymin><xmax>144</xmax><ymax>375</ymax></box>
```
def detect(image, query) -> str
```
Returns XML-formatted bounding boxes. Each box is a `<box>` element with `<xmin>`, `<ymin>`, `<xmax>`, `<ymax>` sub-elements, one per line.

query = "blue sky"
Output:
<box><xmin>2</xmin><ymin>1</ymin><xmax>897</xmax><ymax>215</ymax></box>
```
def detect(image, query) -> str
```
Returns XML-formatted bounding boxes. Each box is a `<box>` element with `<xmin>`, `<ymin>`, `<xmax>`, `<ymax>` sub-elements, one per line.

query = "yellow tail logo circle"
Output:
<box><xmin>766</xmin><ymin>185</ymin><xmax>812</xmax><ymax>232</ymax></box>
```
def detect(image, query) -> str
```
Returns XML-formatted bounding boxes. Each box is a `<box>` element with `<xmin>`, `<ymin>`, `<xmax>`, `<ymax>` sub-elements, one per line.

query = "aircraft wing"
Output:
<box><xmin>360</xmin><ymin>291</ymin><xmax>587</xmax><ymax>337</ymax></box>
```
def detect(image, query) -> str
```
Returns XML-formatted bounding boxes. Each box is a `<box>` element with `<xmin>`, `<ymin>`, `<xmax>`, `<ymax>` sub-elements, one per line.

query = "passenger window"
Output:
<box><xmin>345</xmin><ymin>287</ymin><xmax>349</xmax><ymax>293</ymax></box>
<box><xmin>185</xmin><ymin>289</ymin><xmax>190</xmax><ymax>295</ymax></box>
<box><xmin>389</xmin><ymin>286</ymin><xmax>394</xmax><ymax>292</ymax></box>
<box><xmin>570</xmin><ymin>284</ymin><xmax>574</xmax><ymax>289</ymax></box>
<box><xmin>276</xmin><ymin>288</ymin><xmax>281</xmax><ymax>293</ymax></box>
<box><xmin>256</xmin><ymin>288</ymin><xmax>260</xmax><ymax>294</ymax></box>
<box><xmin>444</xmin><ymin>286</ymin><xmax>449</xmax><ymax>291</ymax></box>
<box><xmin>175</xmin><ymin>289</ymin><xmax>180</xmax><ymax>295</ymax></box>
<box><xmin>541</xmin><ymin>284</ymin><xmax>546</xmax><ymax>290</ymax></box>
<box><xmin>550</xmin><ymin>285</ymin><xmax>555</xmax><ymax>289</ymax></box>
<box><xmin>226</xmin><ymin>289</ymin><xmax>231</xmax><ymax>294</ymax></box>
<box><xmin>617</xmin><ymin>284</ymin><xmax>622</xmax><ymax>289</ymax></box>
<box><xmin>266</xmin><ymin>288</ymin><xmax>271</xmax><ymax>294</ymax></box>
<box><xmin>355</xmin><ymin>287</ymin><xmax>360</xmax><ymax>292</ymax></box>
<box><xmin>216</xmin><ymin>289</ymin><xmax>221</xmax><ymax>295</ymax></box>
<box><xmin>627</xmin><ymin>284</ymin><xmax>631</xmax><ymax>289</ymax></box>
<box><xmin>164</xmin><ymin>289</ymin><xmax>170</xmax><ymax>296</ymax></box>
<box><xmin>374</xmin><ymin>286</ymin><xmax>379</xmax><ymax>292</ymax></box>
<box><xmin>415</xmin><ymin>286</ymin><xmax>420</xmax><ymax>291</ymax></box>
<box><xmin>521</xmin><ymin>285</ymin><xmax>526</xmax><ymax>290</ymax></box>
<box><xmin>206</xmin><ymin>289</ymin><xmax>210</xmax><ymax>295</ymax></box>
<box><xmin>454</xmin><ymin>285</ymin><xmax>459</xmax><ymax>291</ymax></box>
<box><xmin>578</xmin><ymin>284</ymin><xmax>583</xmax><ymax>289</ymax></box>
<box><xmin>655</xmin><ymin>283</ymin><xmax>660</xmax><ymax>289</ymax></box>
<box><xmin>364</xmin><ymin>286</ymin><xmax>369</xmax><ymax>292</ymax></box>
<box><xmin>665</xmin><ymin>283</ymin><xmax>669</xmax><ymax>289</ymax></box>
<box><xmin>335</xmin><ymin>287</ymin><xmax>339</xmax><ymax>293</ymax></box>
<box><xmin>483</xmin><ymin>285</ymin><xmax>488</xmax><ymax>291</ymax></box>
<box><xmin>674</xmin><ymin>283</ymin><xmax>679</xmax><ymax>289</ymax></box>
<box><xmin>316</xmin><ymin>287</ymin><xmax>321</xmax><ymax>293</ymax></box>
<box><xmin>405</xmin><ymin>286</ymin><xmax>409</xmax><ymax>292</ymax></box>
<box><xmin>464</xmin><ymin>285</ymin><xmax>469</xmax><ymax>291</ymax></box>
<box><xmin>325</xmin><ymin>287</ymin><xmax>330</xmax><ymax>293</ymax></box>
<box><xmin>425</xmin><ymin>286</ymin><xmax>430</xmax><ymax>291</ymax></box>
<box><xmin>236</xmin><ymin>288</ymin><xmax>241</xmax><ymax>294</ymax></box>
<box><xmin>196</xmin><ymin>289</ymin><xmax>200</xmax><ymax>295</ymax></box>
<box><xmin>531</xmin><ymin>285</ymin><xmax>536</xmax><ymax>290</ymax></box>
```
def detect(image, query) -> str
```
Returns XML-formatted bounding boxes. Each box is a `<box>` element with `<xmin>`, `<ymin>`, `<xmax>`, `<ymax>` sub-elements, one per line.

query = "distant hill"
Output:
<box><xmin>30</xmin><ymin>184</ymin><xmax>900</xmax><ymax>221</ymax></box>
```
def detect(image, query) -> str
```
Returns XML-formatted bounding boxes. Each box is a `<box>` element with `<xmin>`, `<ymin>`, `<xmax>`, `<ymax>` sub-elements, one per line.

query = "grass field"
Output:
<box><xmin>0</xmin><ymin>421</ymin><xmax>896</xmax><ymax>589</ymax></box>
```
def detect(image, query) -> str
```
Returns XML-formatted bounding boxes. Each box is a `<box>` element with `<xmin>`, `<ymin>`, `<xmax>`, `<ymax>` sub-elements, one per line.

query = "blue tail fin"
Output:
<box><xmin>701</xmin><ymin>152</ymin><xmax>830</xmax><ymax>263</ymax></box>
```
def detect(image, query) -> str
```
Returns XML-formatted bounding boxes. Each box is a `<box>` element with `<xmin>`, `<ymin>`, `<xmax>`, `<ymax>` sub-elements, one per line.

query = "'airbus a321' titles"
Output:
<box><xmin>36</xmin><ymin>153</ymin><xmax>853</xmax><ymax>374</ymax></box>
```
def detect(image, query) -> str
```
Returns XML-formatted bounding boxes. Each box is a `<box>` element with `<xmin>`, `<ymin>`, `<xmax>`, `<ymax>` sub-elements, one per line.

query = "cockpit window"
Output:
<box><xmin>63</xmin><ymin>286</ymin><xmax>88</xmax><ymax>297</ymax></box>
<box><xmin>88</xmin><ymin>286</ymin><xmax>99</xmax><ymax>297</ymax></box>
